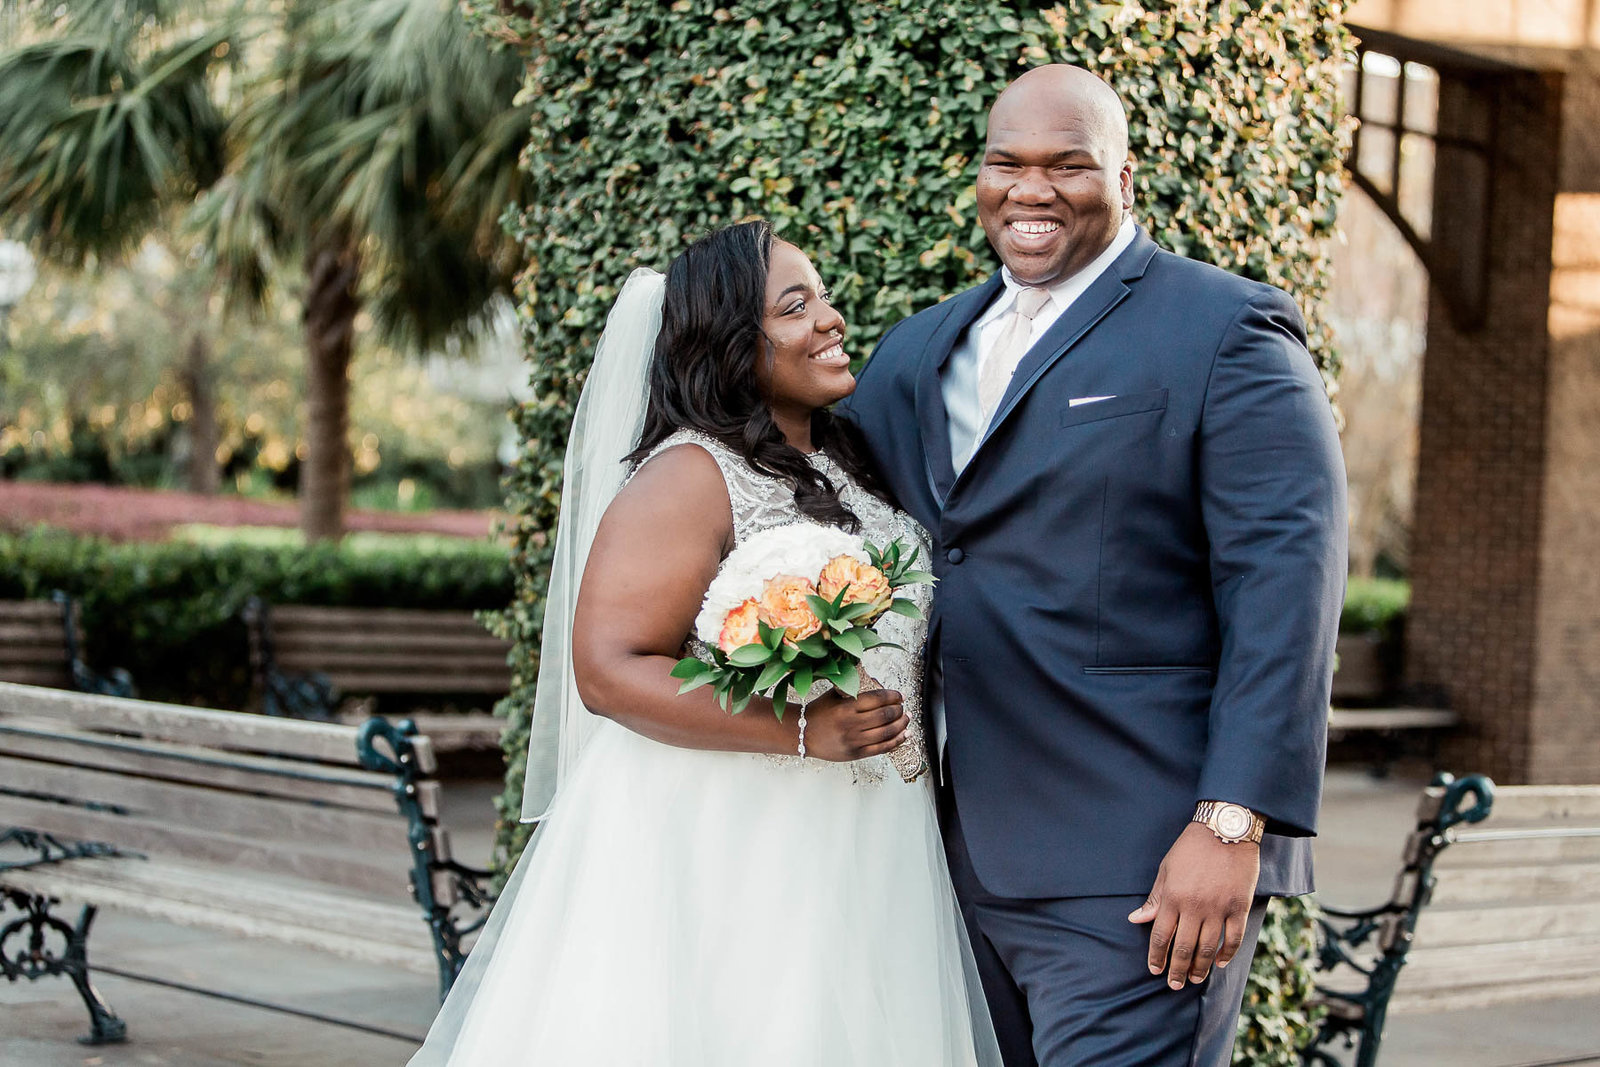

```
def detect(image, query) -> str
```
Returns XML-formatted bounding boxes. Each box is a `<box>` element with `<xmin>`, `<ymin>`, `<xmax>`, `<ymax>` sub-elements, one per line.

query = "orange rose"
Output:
<box><xmin>718</xmin><ymin>598</ymin><xmax>763</xmax><ymax>654</ymax></box>
<box><xmin>756</xmin><ymin>573</ymin><xmax>822</xmax><ymax>642</ymax></box>
<box><xmin>817</xmin><ymin>555</ymin><xmax>892</xmax><ymax>619</ymax></box>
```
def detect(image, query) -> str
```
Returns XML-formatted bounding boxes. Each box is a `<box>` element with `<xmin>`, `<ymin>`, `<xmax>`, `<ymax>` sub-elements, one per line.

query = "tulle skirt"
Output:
<box><xmin>408</xmin><ymin>718</ymin><xmax>999</xmax><ymax>1066</ymax></box>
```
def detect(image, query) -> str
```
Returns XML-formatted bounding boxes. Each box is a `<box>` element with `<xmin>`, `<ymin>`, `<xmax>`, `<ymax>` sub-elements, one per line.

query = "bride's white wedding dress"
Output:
<box><xmin>409</xmin><ymin>429</ymin><xmax>997</xmax><ymax>1066</ymax></box>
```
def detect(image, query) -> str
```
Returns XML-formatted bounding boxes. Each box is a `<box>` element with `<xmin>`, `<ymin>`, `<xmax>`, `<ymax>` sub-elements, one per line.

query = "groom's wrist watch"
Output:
<box><xmin>1193</xmin><ymin>801</ymin><xmax>1265</xmax><ymax>845</ymax></box>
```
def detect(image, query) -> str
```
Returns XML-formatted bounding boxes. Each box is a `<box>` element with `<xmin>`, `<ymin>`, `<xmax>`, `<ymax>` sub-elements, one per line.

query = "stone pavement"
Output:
<box><xmin>4</xmin><ymin>770</ymin><xmax>1598</xmax><ymax>1066</ymax></box>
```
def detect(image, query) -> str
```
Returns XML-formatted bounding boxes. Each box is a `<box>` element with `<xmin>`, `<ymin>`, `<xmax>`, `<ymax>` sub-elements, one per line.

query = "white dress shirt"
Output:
<box><xmin>931</xmin><ymin>216</ymin><xmax>1138</xmax><ymax>757</ymax></box>
<box><xmin>943</xmin><ymin>216</ymin><xmax>1138</xmax><ymax>474</ymax></box>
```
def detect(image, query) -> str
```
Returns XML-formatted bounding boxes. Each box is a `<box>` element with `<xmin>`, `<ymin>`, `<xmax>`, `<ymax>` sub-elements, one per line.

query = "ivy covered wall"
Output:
<box><xmin>468</xmin><ymin>3</ymin><xmax>1351</xmax><ymax>1061</ymax></box>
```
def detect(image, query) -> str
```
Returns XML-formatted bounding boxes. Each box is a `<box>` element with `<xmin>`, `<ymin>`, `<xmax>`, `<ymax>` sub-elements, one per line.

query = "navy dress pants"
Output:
<box><xmin>940</xmin><ymin>786</ymin><xmax>1269</xmax><ymax>1067</ymax></box>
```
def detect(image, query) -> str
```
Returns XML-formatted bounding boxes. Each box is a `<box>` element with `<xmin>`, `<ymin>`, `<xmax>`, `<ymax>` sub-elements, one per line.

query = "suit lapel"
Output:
<box><xmin>914</xmin><ymin>274</ymin><xmax>1004</xmax><ymax>505</ymax></box>
<box><xmin>964</xmin><ymin>230</ymin><xmax>1161</xmax><ymax>472</ymax></box>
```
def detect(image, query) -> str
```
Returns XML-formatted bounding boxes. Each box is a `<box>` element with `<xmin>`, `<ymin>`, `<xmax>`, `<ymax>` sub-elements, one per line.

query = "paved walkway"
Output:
<box><xmin>3</xmin><ymin>770</ymin><xmax>1597</xmax><ymax>1065</ymax></box>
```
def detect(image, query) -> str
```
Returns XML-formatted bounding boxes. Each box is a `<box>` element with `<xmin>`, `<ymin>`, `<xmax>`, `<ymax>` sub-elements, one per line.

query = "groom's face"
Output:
<box><xmin>976</xmin><ymin>82</ymin><xmax>1135</xmax><ymax>287</ymax></box>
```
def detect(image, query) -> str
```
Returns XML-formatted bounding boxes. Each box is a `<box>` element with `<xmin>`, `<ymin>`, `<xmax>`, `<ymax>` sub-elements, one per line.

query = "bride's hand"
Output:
<box><xmin>800</xmin><ymin>689</ymin><xmax>909</xmax><ymax>762</ymax></box>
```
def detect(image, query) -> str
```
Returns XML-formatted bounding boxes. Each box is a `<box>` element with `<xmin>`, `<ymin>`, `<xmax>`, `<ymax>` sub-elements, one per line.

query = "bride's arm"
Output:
<box><xmin>571</xmin><ymin>445</ymin><xmax>907</xmax><ymax>761</ymax></box>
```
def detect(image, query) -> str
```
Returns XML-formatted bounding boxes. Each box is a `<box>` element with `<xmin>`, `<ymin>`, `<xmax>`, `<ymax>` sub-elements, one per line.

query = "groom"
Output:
<box><xmin>839</xmin><ymin>65</ymin><xmax>1346</xmax><ymax>1065</ymax></box>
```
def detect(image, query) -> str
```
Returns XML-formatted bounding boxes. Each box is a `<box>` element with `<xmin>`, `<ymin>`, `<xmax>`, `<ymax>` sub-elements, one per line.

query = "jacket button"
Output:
<box><xmin>946</xmin><ymin>547</ymin><xmax>965</xmax><ymax>564</ymax></box>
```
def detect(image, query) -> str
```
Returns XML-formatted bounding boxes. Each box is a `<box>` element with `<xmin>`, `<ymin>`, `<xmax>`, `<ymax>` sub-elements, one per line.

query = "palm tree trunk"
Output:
<box><xmin>300</xmin><ymin>238</ymin><xmax>360</xmax><ymax>543</ymax></box>
<box><xmin>181</xmin><ymin>331</ymin><xmax>220</xmax><ymax>494</ymax></box>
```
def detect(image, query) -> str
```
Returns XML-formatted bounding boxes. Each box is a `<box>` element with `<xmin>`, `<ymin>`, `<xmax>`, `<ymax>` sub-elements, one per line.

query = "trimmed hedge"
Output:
<box><xmin>1342</xmin><ymin>576</ymin><xmax>1409</xmax><ymax>638</ymax></box>
<box><xmin>0</xmin><ymin>528</ymin><xmax>513</xmax><ymax>708</ymax></box>
<box><xmin>469</xmin><ymin>2</ymin><xmax>1351</xmax><ymax>1062</ymax></box>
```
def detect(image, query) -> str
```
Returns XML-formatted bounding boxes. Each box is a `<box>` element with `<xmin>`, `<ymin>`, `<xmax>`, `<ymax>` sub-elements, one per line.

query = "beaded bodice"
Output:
<box><xmin>635</xmin><ymin>429</ymin><xmax>932</xmax><ymax>785</ymax></box>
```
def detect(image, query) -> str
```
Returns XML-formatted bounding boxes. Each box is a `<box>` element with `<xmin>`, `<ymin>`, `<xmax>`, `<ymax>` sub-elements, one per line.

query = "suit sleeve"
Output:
<box><xmin>1196</xmin><ymin>288</ymin><xmax>1347</xmax><ymax>838</ymax></box>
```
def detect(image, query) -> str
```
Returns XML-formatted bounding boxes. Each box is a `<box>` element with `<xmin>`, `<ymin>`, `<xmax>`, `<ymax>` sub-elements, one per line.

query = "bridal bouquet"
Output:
<box><xmin>671</xmin><ymin>523</ymin><xmax>933</xmax><ymax>777</ymax></box>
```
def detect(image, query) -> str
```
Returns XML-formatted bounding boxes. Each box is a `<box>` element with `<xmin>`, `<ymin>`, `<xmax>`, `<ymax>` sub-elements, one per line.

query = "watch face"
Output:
<box><xmin>1215</xmin><ymin>805</ymin><xmax>1252</xmax><ymax>840</ymax></box>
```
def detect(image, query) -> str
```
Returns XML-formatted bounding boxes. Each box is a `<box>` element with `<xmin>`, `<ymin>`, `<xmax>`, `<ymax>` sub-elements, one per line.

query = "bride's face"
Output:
<box><xmin>757</xmin><ymin>240</ymin><xmax>854</xmax><ymax>417</ymax></box>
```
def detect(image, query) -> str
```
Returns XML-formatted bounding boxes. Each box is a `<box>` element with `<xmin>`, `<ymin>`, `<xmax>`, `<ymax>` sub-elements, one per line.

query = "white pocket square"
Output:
<box><xmin>1069</xmin><ymin>395</ymin><xmax>1116</xmax><ymax>407</ymax></box>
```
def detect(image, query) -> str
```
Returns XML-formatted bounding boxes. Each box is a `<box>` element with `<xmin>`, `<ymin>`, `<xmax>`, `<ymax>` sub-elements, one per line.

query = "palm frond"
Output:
<box><xmin>0</xmin><ymin>25</ymin><xmax>231</xmax><ymax>264</ymax></box>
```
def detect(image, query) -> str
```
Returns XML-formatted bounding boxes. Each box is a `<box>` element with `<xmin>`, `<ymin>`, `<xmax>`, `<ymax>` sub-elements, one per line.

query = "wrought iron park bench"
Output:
<box><xmin>0</xmin><ymin>681</ymin><xmax>492</xmax><ymax>1044</ymax></box>
<box><xmin>241</xmin><ymin>598</ymin><xmax>509</xmax><ymax>753</ymax></box>
<box><xmin>0</xmin><ymin>593</ymin><xmax>134</xmax><ymax>697</ymax></box>
<box><xmin>1301</xmin><ymin>772</ymin><xmax>1600</xmax><ymax>1066</ymax></box>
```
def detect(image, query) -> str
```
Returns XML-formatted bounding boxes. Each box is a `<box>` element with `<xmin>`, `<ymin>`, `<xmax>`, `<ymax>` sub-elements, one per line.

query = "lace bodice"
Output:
<box><xmin>634</xmin><ymin>429</ymin><xmax>932</xmax><ymax>785</ymax></box>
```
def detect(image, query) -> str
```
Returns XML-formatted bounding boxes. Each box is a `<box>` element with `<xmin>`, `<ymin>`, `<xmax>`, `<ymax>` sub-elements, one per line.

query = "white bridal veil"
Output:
<box><xmin>521</xmin><ymin>266</ymin><xmax>666</xmax><ymax>822</ymax></box>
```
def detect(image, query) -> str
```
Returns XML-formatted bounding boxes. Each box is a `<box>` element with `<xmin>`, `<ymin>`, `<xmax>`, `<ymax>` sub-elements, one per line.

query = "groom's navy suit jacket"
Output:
<box><xmin>838</xmin><ymin>227</ymin><xmax>1347</xmax><ymax>899</ymax></box>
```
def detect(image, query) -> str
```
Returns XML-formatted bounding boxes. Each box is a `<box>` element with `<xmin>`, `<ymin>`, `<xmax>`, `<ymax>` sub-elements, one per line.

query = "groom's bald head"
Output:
<box><xmin>988</xmin><ymin>64</ymin><xmax>1130</xmax><ymax>164</ymax></box>
<box><xmin>977</xmin><ymin>64</ymin><xmax>1135</xmax><ymax>287</ymax></box>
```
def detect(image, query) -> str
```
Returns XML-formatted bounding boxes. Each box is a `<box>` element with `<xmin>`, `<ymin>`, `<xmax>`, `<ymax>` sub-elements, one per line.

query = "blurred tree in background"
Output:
<box><xmin>0</xmin><ymin>239</ymin><xmax>512</xmax><ymax>509</ymax></box>
<box><xmin>0</xmin><ymin>0</ymin><xmax>532</xmax><ymax>538</ymax></box>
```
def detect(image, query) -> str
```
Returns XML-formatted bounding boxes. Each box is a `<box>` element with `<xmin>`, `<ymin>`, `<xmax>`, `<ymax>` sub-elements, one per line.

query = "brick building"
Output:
<box><xmin>1346</xmin><ymin>1</ymin><xmax>1600</xmax><ymax>783</ymax></box>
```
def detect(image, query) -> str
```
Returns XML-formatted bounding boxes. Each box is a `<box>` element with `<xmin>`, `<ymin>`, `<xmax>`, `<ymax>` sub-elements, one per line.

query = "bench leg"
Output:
<box><xmin>0</xmin><ymin>888</ymin><xmax>127</xmax><ymax>1045</ymax></box>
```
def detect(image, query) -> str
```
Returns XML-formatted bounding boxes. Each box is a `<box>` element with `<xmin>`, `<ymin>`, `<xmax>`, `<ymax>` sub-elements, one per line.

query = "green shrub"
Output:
<box><xmin>0</xmin><ymin>527</ymin><xmax>512</xmax><ymax>708</ymax></box>
<box><xmin>1342</xmin><ymin>576</ymin><xmax>1409</xmax><ymax>638</ymax></box>
<box><xmin>468</xmin><ymin>2</ymin><xmax>1351</xmax><ymax>1060</ymax></box>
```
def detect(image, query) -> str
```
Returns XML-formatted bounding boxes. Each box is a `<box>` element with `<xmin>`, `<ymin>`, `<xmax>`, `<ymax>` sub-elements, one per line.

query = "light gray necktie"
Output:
<box><xmin>977</xmin><ymin>286</ymin><xmax>1052</xmax><ymax>419</ymax></box>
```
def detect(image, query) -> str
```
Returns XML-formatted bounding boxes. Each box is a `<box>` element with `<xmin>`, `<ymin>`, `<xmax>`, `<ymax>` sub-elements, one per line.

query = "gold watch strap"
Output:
<box><xmin>1193</xmin><ymin>801</ymin><xmax>1265</xmax><ymax>844</ymax></box>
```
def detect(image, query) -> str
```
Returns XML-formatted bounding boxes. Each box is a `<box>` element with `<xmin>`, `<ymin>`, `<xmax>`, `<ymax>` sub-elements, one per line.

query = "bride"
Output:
<box><xmin>408</xmin><ymin>221</ymin><xmax>999</xmax><ymax>1065</ymax></box>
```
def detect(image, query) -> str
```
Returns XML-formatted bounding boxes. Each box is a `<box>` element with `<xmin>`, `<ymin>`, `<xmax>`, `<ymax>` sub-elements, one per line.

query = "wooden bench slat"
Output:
<box><xmin>0</xmin><ymin>620</ymin><xmax>68</xmax><ymax>642</ymax></box>
<box><xmin>0</xmin><ymin>754</ymin><xmax>414</xmax><ymax>855</ymax></box>
<box><xmin>269</xmin><ymin>606</ymin><xmax>496</xmax><ymax>630</ymax></box>
<box><xmin>0</xmin><ymin>720</ymin><xmax>434</xmax><ymax>816</ymax></box>
<box><xmin>1398</xmin><ymin>933</ymin><xmax>1600</xmax><ymax>991</ymax></box>
<box><xmin>1391</xmin><ymin>973</ymin><xmax>1600</xmax><ymax>1015</ymax></box>
<box><xmin>1327</xmin><ymin>707</ymin><xmax>1459</xmax><ymax>732</ymax></box>
<box><xmin>311</xmin><ymin>671</ymin><xmax>511</xmax><ymax>695</ymax></box>
<box><xmin>1477</xmin><ymin>785</ymin><xmax>1600</xmax><ymax>822</ymax></box>
<box><xmin>0</xmin><ymin>601</ymin><xmax>67</xmax><ymax>621</ymax></box>
<box><xmin>0</xmin><ymin>792</ymin><xmax>413</xmax><ymax>898</ymax></box>
<box><xmin>0</xmin><ymin>644</ymin><xmax>73</xmax><ymax>664</ymax></box>
<box><xmin>1416</xmin><ymin>899</ymin><xmax>1600</xmax><ymax>947</ymax></box>
<box><xmin>277</xmin><ymin>650</ymin><xmax>511</xmax><ymax>673</ymax></box>
<box><xmin>0</xmin><ymin>681</ymin><xmax>429</xmax><ymax>765</ymax></box>
<box><xmin>0</xmin><ymin>666</ymin><xmax>72</xmax><ymax>687</ymax></box>
<box><xmin>1429</xmin><ymin>861</ymin><xmax>1600</xmax><ymax>905</ymax></box>
<box><xmin>1434</xmin><ymin>832</ymin><xmax>1600</xmax><ymax>867</ymax></box>
<box><xmin>273</xmin><ymin>632</ymin><xmax>511</xmax><ymax>655</ymax></box>
<box><xmin>2</xmin><ymin>857</ymin><xmax>437</xmax><ymax>973</ymax></box>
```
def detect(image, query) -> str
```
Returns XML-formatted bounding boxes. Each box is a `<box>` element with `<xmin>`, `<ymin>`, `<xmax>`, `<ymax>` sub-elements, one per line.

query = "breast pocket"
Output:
<box><xmin>1058</xmin><ymin>388</ymin><xmax>1169</xmax><ymax>429</ymax></box>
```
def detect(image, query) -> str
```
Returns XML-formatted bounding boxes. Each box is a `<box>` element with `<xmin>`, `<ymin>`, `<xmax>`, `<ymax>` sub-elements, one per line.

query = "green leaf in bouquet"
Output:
<box><xmin>836</xmin><ymin>600</ymin><xmax>878</xmax><ymax>622</ymax></box>
<box><xmin>895</xmin><ymin>570</ymin><xmax>935</xmax><ymax>586</ymax></box>
<box><xmin>885</xmin><ymin>598</ymin><xmax>924</xmax><ymax>619</ymax></box>
<box><xmin>670</xmin><ymin>657</ymin><xmax>708</xmax><ymax>680</ymax></box>
<box><xmin>716</xmin><ymin>685</ymin><xmax>732</xmax><ymax>711</ymax></box>
<box><xmin>771</xmin><ymin>677</ymin><xmax>790</xmax><ymax>720</ymax></box>
<box><xmin>791</xmin><ymin>664</ymin><xmax>814</xmax><ymax>697</ymax></box>
<box><xmin>855</xmin><ymin>629</ymin><xmax>885</xmax><ymax>650</ymax></box>
<box><xmin>832</xmin><ymin>628</ymin><xmax>866</xmax><ymax>656</ymax></box>
<box><xmin>754</xmin><ymin>658</ymin><xmax>789</xmax><ymax>692</ymax></box>
<box><xmin>729</xmin><ymin>673</ymin><xmax>757</xmax><ymax>714</ymax></box>
<box><xmin>728</xmin><ymin>643</ymin><xmax>773</xmax><ymax>667</ymax></box>
<box><xmin>779</xmin><ymin>641</ymin><xmax>799</xmax><ymax>663</ymax></box>
<box><xmin>792</xmin><ymin>635</ymin><xmax>830</xmax><ymax>658</ymax></box>
<box><xmin>834</xmin><ymin>661</ymin><xmax>861</xmax><ymax>698</ymax></box>
<box><xmin>758</xmin><ymin>620</ymin><xmax>786</xmax><ymax>651</ymax></box>
<box><xmin>805</xmin><ymin>594</ymin><xmax>839</xmax><ymax>624</ymax></box>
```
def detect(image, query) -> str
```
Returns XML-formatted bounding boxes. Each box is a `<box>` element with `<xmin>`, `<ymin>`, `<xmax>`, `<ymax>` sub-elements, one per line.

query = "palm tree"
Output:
<box><xmin>0</xmin><ymin>0</ymin><xmax>233</xmax><ymax>493</ymax></box>
<box><xmin>0</xmin><ymin>0</ymin><xmax>530</xmax><ymax>539</ymax></box>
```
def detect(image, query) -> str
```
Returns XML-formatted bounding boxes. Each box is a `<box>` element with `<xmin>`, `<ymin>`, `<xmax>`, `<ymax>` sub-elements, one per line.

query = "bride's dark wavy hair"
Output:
<box><xmin>627</xmin><ymin>220</ymin><xmax>891</xmax><ymax>531</ymax></box>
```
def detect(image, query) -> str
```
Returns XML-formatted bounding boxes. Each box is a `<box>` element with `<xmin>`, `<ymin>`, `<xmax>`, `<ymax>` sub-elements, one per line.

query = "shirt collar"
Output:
<box><xmin>984</xmin><ymin>215</ymin><xmax>1138</xmax><ymax>325</ymax></box>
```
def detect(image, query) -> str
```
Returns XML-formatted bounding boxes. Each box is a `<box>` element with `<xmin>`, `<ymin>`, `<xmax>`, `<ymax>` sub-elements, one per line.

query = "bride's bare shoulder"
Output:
<box><xmin>603</xmin><ymin>441</ymin><xmax>732</xmax><ymax>548</ymax></box>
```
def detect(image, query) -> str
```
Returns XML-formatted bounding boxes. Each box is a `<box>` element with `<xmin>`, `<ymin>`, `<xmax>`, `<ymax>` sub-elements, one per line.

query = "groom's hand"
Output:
<box><xmin>1127</xmin><ymin>823</ymin><xmax>1259</xmax><ymax>990</ymax></box>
